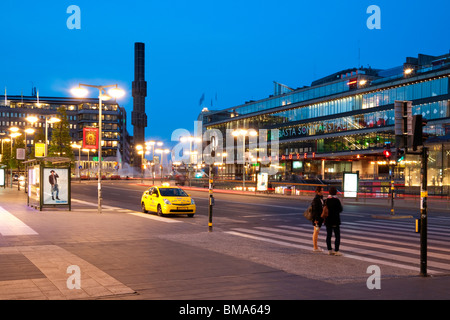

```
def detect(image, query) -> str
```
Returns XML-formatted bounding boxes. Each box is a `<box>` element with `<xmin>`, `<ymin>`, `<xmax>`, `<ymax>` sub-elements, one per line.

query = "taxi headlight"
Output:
<box><xmin>191</xmin><ymin>199</ymin><xmax>195</xmax><ymax>205</ymax></box>
<box><xmin>163</xmin><ymin>198</ymin><xmax>172</xmax><ymax>205</ymax></box>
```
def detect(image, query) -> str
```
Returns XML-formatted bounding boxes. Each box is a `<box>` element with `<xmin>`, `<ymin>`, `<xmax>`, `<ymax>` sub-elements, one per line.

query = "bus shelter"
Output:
<box><xmin>25</xmin><ymin>157</ymin><xmax>72</xmax><ymax>211</ymax></box>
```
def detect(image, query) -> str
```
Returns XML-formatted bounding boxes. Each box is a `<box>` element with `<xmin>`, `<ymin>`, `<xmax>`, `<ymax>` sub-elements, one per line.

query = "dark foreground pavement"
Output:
<box><xmin>0</xmin><ymin>185</ymin><xmax>449</xmax><ymax>305</ymax></box>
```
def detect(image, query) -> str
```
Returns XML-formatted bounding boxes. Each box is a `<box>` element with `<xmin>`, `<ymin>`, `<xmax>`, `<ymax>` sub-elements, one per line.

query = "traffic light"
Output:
<box><xmin>383</xmin><ymin>144</ymin><xmax>392</xmax><ymax>159</ymax></box>
<box><xmin>394</xmin><ymin>101</ymin><xmax>412</xmax><ymax>148</ymax></box>
<box><xmin>411</xmin><ymin>115</ymin><xmax>428</xmax><ymax>151</ymax></box>
<box><xmin>396</xmin><ymin>148</ymin><xmax>405</xmax><ymax>162</ymax></box>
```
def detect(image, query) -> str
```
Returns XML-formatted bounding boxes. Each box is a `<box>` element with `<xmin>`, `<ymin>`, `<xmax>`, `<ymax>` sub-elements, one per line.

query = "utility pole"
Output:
<box><xmin>208</xmin><ymin>136</ymin><xmax>216</xmax><ymax>232</ymax></box>
<box><xmin>420</xmin><ymin>146</ymin><xmax>428</xmax><ymax>277</ymax></box>
<box><xmin>395</xmin><ymin>101</ymin><xmax>429</xmax><ymax>276</ymax></box>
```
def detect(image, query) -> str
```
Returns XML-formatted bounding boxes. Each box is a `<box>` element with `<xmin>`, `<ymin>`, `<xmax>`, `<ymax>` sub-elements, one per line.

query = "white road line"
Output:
<box><xmin>227</xmin><ymin>223</ymin><xmax>450</xmax><ymax>274</ymax></box>
<box><xmin>0</xmin><ymin>206</ymin><xmax>38</xmax><ymax>236</ymax></box>
<box><xmin>125</xmin><ymin>211</ymin><xmax>182</xmax><ymax>223</ymax></box>
<box><xmin>225</xmin><ymin>230</ymin><xmax>435</xmax><ymax>274</ymax></box>
<box><xmin>72</xmin><ymin>198</ymin><xmax>181</xmax><ymax>223</ymax></box>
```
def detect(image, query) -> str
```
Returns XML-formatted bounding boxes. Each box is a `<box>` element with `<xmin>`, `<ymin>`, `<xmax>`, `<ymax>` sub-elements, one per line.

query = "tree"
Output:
<box><xmin>48</xmin><ymin>106</ymin><xmax>74</xmax><ymax>160</ymax></box>
<box><xmin>1</xmin><ymin>140</ymin><xmax>12</xmax><ymax>168</ymax></box>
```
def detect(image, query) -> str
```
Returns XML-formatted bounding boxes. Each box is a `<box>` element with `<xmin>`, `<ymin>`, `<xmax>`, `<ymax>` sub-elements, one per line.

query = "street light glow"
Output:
<box><xmin>71</xmin><ymin>86</ymin><xmax>89</xmax><ymax>97</ymax></box>
<box><xmin>25</xmin><ymin>116</ymin><xmax>39</xmax><ymax>124</ymax></box>
<box><xmin>108</xmin><ymin>87</ymin><xmax>126</xmax><ymax>99</ymax></box>
<box><xmin>48</xmin><ymin>117</ymin><xmax>61</xmax><ymax>124</ymax></box>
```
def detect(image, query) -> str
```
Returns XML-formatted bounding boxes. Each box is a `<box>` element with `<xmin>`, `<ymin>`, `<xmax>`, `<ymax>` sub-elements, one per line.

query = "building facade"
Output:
<box><xmin>202</xmin><ymin>52</ymin><xmax>450</xmax><ymax>195</ymax></box>
<box><xmin>0</xmin><ymin>95</ymin><xmax>131</xmax><ymax>176</ymax></box>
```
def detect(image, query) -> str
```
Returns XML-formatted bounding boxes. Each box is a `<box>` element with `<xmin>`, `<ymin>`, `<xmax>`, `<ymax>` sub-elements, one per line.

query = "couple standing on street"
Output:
<box><xmin>311</xmin><ymin>186</ymin><xmax>343</xmax><ymax>256</ymax></box>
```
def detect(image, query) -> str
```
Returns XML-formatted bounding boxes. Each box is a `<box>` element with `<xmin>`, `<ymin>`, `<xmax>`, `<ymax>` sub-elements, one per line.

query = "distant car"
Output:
<box><xmin>174</xmin><ymin>174</ymin><xmax>186</xmax><ymax>186</ymax></box>
<box><xmin>141</xmin><ymin>185</ymin><xmax>195</xmax><ymax>217</ymax></box>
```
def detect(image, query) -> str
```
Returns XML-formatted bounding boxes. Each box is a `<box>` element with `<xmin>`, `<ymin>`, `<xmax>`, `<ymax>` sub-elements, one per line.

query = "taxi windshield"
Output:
<box><xmin>159</xmin><ymin>188</ymin><xmax>188</xmax><ymax>197</ymax></box>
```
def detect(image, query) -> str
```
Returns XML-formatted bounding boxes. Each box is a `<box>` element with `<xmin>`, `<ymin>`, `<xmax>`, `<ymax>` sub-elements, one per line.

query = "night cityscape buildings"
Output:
<box><xmin>201</xmin><ymin>51</ymin><xmax>450</xmax><ymax>196</ymax></box>
<box><xmin>0</xmin><ymin>95</ymin><xmax>131</xmax><ymax>177</ymax></box>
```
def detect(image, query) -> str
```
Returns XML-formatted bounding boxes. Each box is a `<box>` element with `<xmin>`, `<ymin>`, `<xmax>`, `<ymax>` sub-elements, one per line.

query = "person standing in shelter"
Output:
<box><xmin>311</xmin><ymin>186</ymin><xmax>324</xmax><ymax>252</ymax></box>
<box><xmin>323</xmin><ymin>186</ymin><xmax>343</xmax><ymax>256</ymax></box>
<box><xmin>49</xmin><ymin>170</ymin><xmax>60</xmax><ymax>201</ymax></box>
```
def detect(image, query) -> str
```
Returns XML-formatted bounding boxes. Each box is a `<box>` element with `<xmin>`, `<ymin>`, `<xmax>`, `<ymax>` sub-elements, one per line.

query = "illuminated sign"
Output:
<box><xmin>35</xmin><ymin>143</ymin><xmax>45</xmax><ymax>158</ymax></box>
<box><xmin>0</xmin><ymin>168</ymin><xmax>4</xmax><ymax>187</ymax></box>
<box><xmin>83</xmin><ymin>127</ymin><xmax>99</xmax><ymax>149</ymax></box>
<box><xmin>343</xmin><ymin>172</ymin><xmax>359</xmax><ymax>198</ymax></box>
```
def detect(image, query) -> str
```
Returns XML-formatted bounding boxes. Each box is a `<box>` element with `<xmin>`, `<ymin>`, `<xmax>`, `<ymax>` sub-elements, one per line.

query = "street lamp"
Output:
<box><xmin>232</xmin><ymin>129</ymin><xmax>257</xmax><ymax>190</ymax></box>
<box><xmin>8</xmin><ymin>132</ymin><xmax>22</xmax><ymax>188</ymax></box>
<box><xmin>136</xmin><ymin>144</ymin><xmax>145</xmax><ymax>183</ymax></box>
<box><xmin>71</xmin><ymin>83</ymin><xmax>125</xmax><ymax>214</ymax></box>
<box><xmin>25</xmin><ymin>115</ymin><xmax>61</xmax><ymax>157</ymax></box>
<box><xmin>180</xmin><ymin>136</ymin><xmax>201</xmax><ymax>164</ymax></box>
<box><xmin>82</xmin><ymin>148</ymin><xmax>95</xmax><ymax>178</ymax></box>
<box><xmin>145</xmin><ymin>140</ymin><xmax>163</xmax><ymax>185</ymax></box>
<box><xmin>71</xmin><ymin>143</ymin><xmax>82</xmax><ymax>182</ymax></box>
<box><xmin>156</xmin><ymin>148</ymin><xmax>170</xmax><ymax>183</ymax></box>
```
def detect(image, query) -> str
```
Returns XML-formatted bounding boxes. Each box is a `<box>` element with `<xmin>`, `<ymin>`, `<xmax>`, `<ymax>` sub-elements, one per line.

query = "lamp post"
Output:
<box><xmin>71</xmin><ymin>84</ymin><xmax>125</xmax><ymax>214</ymax></box>
<box><xmin>71</xmin><ymin>144</ymin><xmax>82</xmax><ymax>182</ymax></box>
<box><xmin>232</xmin><ymin>129</ymin><xmax>257</xmax><ymax>190</ymax></box>
<box><xmin>156</xmin><ymin>148</ymin><xmax>170</xmax><ymax>183</ymax></box>
<box><xmin>25</xmin><ymin>115</ymin><xmax>61</xmax><ymax>157</ymax></box>
<box><xmin>11</xmin><ymin>127</ymin><xmax>35</xmax><ymax>191</ymax></box>
<box><xmin>8</xmin><ymin>132</ymin><xmax>21</xmax><ymax>188</ymax></box>
<box><xmin>136</xmin><ymin>145</ymin><xmax>145</xmax><ymax>183</ymax></box>
<box><xmin>82</xmin><ymin>148</ymin><xmax>94</xmax><ymax>178</ymax></box>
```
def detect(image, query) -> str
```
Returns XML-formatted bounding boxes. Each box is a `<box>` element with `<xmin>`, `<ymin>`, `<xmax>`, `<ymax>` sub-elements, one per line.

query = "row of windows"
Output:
<box><xmin>228</xmin><ymin>80</ymin><xmax>351</xmax><ymax>117</ymax></box>
<box><xmin>362</xmin><ymin>77</ymin><xmax>448</xmax><ymax>109</ymax></box>
<box><xmin>271</xmin><ymin>77</ymin><xmax>448</xmax><ymax>124</ymax></box>
<box><xmin>77</xmin><ymin>123</ymin><xmax>119</xmax><ymax>131</ymax></box>
<box><xmin>1</xmin><ymin>111</ymin><xmax>78</xmax><ymax>121</ymax></box>
<box><xmin>207</xmin><ymin>77</ymin><xmax>449</xmax><ymax>132</ymax></box>
<box><xmin>0</xmin><ymin>121</ymin><xmax>72</xmax><ymax>128</ymax></box>
<box><xmin>79</xmin><ymin>103</ymin><xmax>118</xmax><ymax>111</ymax></box>
<box><xmin>78</xmin><ymin>113</ymin><xmax>118</xmax><ymax>121</ymax></box>
<box><xmin>8</xmin><ymin>102</ymin><xmax>119</xmax><ymax>112</ymax></box>
<box><xmin>277</xmin><ymin>100</ymin><xmax>449</xmax><ymax>139</ymax></box>
<box><xmin>279</xmin><ymin>120</ymin><xmax>447</xmax><ymax>155</ymax></box>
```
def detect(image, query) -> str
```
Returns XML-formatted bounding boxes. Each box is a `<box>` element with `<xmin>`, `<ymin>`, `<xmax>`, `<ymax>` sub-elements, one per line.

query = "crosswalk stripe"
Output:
<box><xmin>258</xmin><ymin>226</ymin><xmax>450</xmax><ymax>262</ymax></box>
<box><xmin>225</xmin><ymin>229</ymin><xmax>435</xmax><ymax>274</ymax></box>
<box><xmin>344</xmin><ymin>221</ymin><xmax>450</xmax><ymax>237</ymax></box>
<box><xmin>227</xmin><ymin>221</ymin><xmax>450</xmax><ymax>274</ymax></box>
<box><xmin>291</xmin><ymin>225</ymin><xmax>450</xmax><ymax>250</ymax></box>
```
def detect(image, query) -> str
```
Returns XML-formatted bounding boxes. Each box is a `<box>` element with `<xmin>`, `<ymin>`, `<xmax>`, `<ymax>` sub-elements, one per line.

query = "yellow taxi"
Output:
<box><xmin>141</xmin><ymin>185</ymin><xmax>196</xmax><ymax>217</ymax></box>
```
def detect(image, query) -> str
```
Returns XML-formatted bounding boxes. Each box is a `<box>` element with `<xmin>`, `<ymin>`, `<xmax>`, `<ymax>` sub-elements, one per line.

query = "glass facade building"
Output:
<box><xmin>202</xmin><ymin>52</ymin><xmax>450</xmax><ymax>194</ymax></box>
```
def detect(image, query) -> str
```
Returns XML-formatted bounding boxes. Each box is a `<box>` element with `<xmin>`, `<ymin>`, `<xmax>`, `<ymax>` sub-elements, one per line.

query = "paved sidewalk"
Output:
<box><xmin>0</xmin><ymin>186</ymin><xmax>449</xmax><ymax>301</ymax></box>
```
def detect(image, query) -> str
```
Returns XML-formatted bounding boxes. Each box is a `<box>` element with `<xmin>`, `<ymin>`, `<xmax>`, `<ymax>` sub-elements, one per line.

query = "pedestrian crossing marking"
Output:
<box><xmin>226</xmin><ymin>219</ymin><xmax>450</xmax><ymax>275</ymax></box>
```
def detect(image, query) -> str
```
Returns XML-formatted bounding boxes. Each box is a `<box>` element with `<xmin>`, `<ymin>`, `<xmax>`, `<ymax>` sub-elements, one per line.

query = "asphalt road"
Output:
<box><xmin>71</xmin><ymin>180</ymin><xmax>450</xmax><ymax>230</ymax></box>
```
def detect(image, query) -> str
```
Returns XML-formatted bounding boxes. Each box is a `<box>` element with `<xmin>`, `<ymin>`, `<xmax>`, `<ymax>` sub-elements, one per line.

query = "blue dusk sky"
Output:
<box><xmin>0</xmin><ymin>0</ymin><xmax>449</xmax><ymax>147</ymax></box>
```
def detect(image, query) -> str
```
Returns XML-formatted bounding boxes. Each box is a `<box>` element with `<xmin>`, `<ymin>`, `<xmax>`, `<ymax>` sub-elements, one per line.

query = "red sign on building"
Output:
<box><xmin>83</xmin><ymin>127</ymin><xmax>99</xmax><ymax>149</ymax></box>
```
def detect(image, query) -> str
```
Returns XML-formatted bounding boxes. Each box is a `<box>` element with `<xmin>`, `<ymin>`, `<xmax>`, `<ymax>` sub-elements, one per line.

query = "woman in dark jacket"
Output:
<box><xmin>324</xmin><ymin>186</ymin><xmax>343</xmax><ymax>256</ymax></box>
<box><xmin>311</xmin><ymin>186</ymin><xmax>324</xmax><ymax>252</ymax></box>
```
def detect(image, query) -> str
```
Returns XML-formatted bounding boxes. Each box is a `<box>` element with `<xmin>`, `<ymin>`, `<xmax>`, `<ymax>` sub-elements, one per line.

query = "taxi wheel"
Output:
<box><xmin>157</xmin><ymin>205</ymin><xmax>165</xmax><ymax>217</ymax></box>
<box><xmin>141</xmin><ymin>202</ymin><xmax>148</xmax><ymax>213</ymax></box>
<box><xmin>187</xmin><ymin>214</ymin><xmax>194</xmax><ymax>218</ymax></box>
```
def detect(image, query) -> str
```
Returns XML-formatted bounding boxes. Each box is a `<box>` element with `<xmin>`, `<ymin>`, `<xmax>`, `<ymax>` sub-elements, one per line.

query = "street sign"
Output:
<box><xmin>16</xmin><ymin>148</ymin><xmax>25</xmax><ymax>160</ymax></box>
<box><xmin>0</xmin><ymin>168</ymin><xmax>5</xmax><ymax>187</ymax></box>
<box><xmin>343</xmin><ymin>172</ymin><xmax>358</xmax><ymax>198</ymax></box>
<box><xmin>35</xmin><ymin>143</ymin><xmax>45</xmax><ymax>157</ymax></box>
